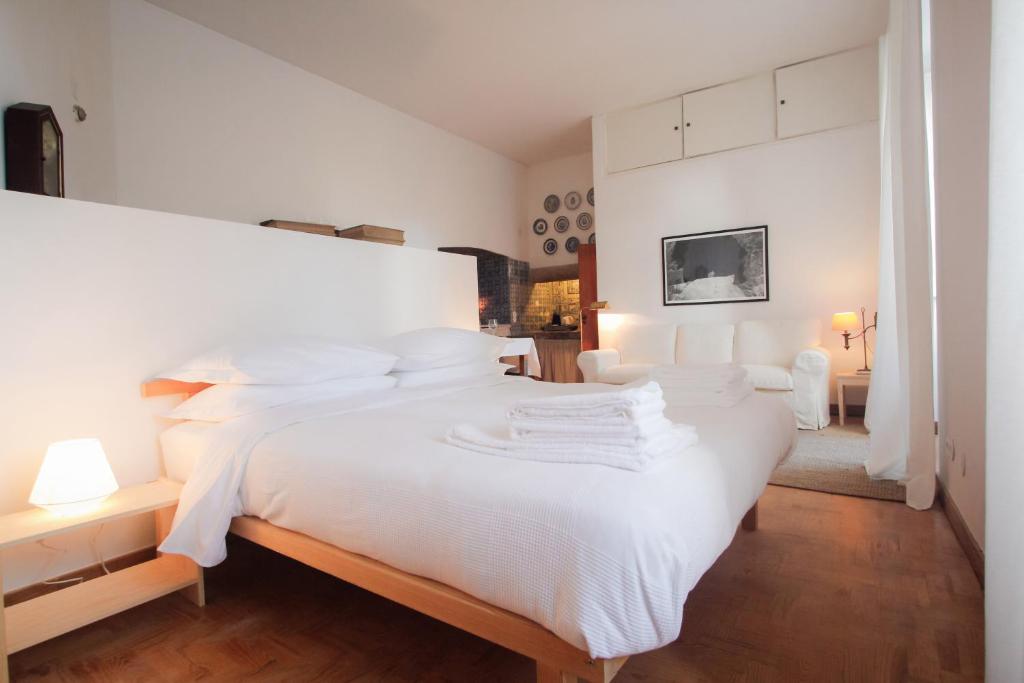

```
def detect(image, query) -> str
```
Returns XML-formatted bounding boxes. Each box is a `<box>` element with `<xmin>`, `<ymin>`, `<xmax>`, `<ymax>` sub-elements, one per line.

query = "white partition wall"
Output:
<box><xmin>985</xmin><ymin>0</ymin><xmax>1024</xmax><ymax>677</ymax></box>
<box><xmin>0</xmin><ymin>190</ymin><xmax>478</xmax><ymax>588</ymax></box>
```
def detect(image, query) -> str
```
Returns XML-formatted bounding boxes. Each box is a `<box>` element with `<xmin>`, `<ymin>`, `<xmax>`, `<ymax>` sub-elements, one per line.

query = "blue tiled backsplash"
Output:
<box><xmin>438</xmin><ymin>248</ymin><xmax>530</xmax><ymax>329</ymax></box>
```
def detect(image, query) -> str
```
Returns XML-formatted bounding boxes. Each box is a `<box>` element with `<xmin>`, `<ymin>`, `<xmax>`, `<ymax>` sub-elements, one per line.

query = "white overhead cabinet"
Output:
<box><xmin>682</xmin><ymin>73</ymin><xmax>775</xmax><ymax>158</ymax></box>
<box><xmin>605</xmin><ymin>96</ymin><xmax>683</xmax><ymax>173</ymax></box>
<box><xmin>775</xmin><ymin>45</ymin><xmax>879</xmax><ymax>139</ymax></box>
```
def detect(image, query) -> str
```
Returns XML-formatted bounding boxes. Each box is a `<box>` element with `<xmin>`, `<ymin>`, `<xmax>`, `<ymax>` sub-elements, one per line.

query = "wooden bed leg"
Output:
<box><xmin>741</xmin><ymin>502</ymin><xmax>758</xmax><ymax>531</ymax></box>
<box><xmin>536</xmin><ymin>662</ymin><xmax>577</xmax><ymax>683</ymax></box>
<box><xmin>536</xmin><ymin>657</ymin><xmax>626</xmax><ymax>683</ymax></box>
<box><xmin>154</xmin><ymin>506</ymin><xmax>206</xmax><ymax>607</ymax></box>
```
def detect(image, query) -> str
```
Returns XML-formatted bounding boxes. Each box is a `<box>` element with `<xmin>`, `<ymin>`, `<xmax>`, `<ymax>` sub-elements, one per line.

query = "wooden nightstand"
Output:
<box><xmin>836</xmin><ymin>371</ymin><xmax>871</xmax><ymax>426</ymax></box>
<box><xmin>1</xmin><ymin>479</ymin><xmax>204</xmax><ymax>682</ymax></box>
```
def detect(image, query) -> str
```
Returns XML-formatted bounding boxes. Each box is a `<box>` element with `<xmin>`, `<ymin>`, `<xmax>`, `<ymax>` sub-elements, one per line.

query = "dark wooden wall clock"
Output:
<box><xmin>4</xmin><ymin>102</ymin><xmax>64</xmax><ymax>198</ymax></box>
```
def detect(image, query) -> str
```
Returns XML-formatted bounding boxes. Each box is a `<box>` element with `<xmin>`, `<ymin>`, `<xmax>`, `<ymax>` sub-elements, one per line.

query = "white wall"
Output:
<box><xmin>591</xmin><ymin>119</ymin><xmax>880</xmax><ymax>400</ymax></box>
<box><xmin>985</xmin><ymin>0</ymin><xmax>1024</xmax><ymax>677</ymax></box>
<box><xmin>930</xmin><ymin>0</ymin><xmax>989</xmax><ymax>550</ymax></box>
<box><xmin>522</xmin><ymin>152</ymin><xmax>594</xmax><ymax>267</ymax></box>
<box><xmin>0</xmin><ymin>190</ymin><xmax>478</xmax><ymax>591</ymax></box>
<box><xmin>108</xmin><ymin>0</ymin><xmax>524</xmax><ymax>257</ymax></box>
<box><xmin>0</xmin><ymin>0</ymin><xmax>117</xmax><ymax>203</ymax></box>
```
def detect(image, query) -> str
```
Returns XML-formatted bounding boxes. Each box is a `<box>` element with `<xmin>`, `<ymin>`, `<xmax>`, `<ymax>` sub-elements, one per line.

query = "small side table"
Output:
<box><xmin>1</xmin><ymin>479</ymin><xmax>204</xmax><ymax>682</ymax></box>
<box><xmin>836</xmin><ymin>372</ymin><xmax>871</xmax><ymax>426</ymax></box>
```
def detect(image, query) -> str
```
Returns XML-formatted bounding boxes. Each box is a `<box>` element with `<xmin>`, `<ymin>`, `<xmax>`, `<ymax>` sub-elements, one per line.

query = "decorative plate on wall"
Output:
<box><xmin>577</xmin><ymin>212</ymin><xmax>593</xmax><ymax>230</ymax></box>
<box><xmin>565</xmin><ymin>236</ymin><xmax>580</xmax><ymax>254</ymax></box>
<box><xmin>565</xmin><ymin>191</ymin><xmax>582</xmax><ymax>210</ymax></box>
<box><xmin>588</xmin><ymin>233</ymin><xmax>596</xmax><ymax>245</ymax></box>
<box><xmin>554</xmin><ymin>215</ymin><xmax>570</xmax><ymax>232</ymax></box>
<box><xmin>587</xmin><ymin>187</ymin><xmax>594</xmax><ymax>206</ymax></box>
<box><xmin>544</xmin><ymin>194</ymin><xmax>560</xmax><ymax>213</ymax></box>
<box><xmin>543</xmin><ymin>238</ymin><xmax>558</xmax><ymax>255</ymax></box>
<box><xmin>532</xmin><ymin>218</ymin><xmax>548</xmax><ymax>235</ymax></box>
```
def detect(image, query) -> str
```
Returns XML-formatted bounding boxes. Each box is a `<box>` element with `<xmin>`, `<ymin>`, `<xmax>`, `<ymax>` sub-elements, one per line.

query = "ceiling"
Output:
<box><xmin>144</xmin><ymin>0</ymin><xmax>888</xmax><ymax>166</ymax></box>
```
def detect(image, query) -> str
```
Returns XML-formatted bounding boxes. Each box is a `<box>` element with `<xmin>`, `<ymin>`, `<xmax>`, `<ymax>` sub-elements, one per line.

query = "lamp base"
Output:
<box><xmin>856</xmin><ymin>368</ymin><xmax>872</xmax><ymax>375</ymax></box>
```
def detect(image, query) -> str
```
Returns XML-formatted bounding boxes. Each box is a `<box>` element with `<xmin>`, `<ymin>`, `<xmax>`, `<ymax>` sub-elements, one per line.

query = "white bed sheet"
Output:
<box><xmin>158</xmin><ymin>377</ymin><xmax>794</xmax><ymax>659</ymax></box>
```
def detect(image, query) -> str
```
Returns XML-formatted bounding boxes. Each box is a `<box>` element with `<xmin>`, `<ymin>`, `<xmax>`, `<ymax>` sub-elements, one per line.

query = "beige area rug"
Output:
<box><xmin>769</xmin><ymin>420</ymin><xmax>906</xmax><ymax>502</ymax></box>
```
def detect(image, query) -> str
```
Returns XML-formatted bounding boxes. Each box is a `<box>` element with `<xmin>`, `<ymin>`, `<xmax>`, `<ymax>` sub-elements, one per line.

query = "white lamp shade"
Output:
<box><xmin>29</xmin><ymin>438</ymin><xmax>119</xmax><ymax>515</ymax></box>
<box><xmin>832</xmin><ymin>311</ymin><xmax>859</xmax><ymax>332</ymax></box>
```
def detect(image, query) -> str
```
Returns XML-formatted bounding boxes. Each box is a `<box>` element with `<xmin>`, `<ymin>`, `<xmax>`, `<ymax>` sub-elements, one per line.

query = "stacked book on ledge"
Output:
<box><xmin>446</xmin><ymin>382</ymin><xmax>697</xmax><ymax>471</ymax></box>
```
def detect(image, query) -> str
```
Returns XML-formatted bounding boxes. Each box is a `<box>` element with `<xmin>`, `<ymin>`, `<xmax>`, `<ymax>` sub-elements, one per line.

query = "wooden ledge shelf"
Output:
<box><xmin>4</xmin><ymin>554</ymin><xmax>197</xmax><ymax>654</ymax></box>
<box><xmin>0</xmin><ymin>479</ymin><xmax>183</xmax><ymax>550</ymax></box>
<box><xmin>1</xmin><ymin>479</ymin><xmax>203</xmax><ymax>683</ymax></box>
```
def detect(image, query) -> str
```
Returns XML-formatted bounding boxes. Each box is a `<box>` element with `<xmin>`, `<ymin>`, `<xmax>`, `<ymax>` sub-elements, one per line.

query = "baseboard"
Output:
<box><xmin>935</xmin><ymin>481</ymin><xmax>984</xmax><ymax>589</ymax></box>
<box><xmin>830</xmin><ymin>403</ymin><xmax>866</xmax><ymax>417</ymax></box>
<box><xmin>2</xmin><ymin>546</ymin><xmax>157</xmax><ymax>607</ymax></box>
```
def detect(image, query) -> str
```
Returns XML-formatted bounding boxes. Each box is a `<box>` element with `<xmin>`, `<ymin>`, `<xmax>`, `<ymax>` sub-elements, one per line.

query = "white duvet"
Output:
<box><xmin>159</xmin><ymin>376</ymin><xmax>794</xmax><ymax>659</ymax></box>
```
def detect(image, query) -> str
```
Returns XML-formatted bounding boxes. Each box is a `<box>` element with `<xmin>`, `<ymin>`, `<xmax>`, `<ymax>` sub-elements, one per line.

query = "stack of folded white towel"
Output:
<box><xmin>446</xmin><ymin>382</ymin><xmax>698</xmax><ymax>471</ymax></box>
<box><xmin>649</xmin><ymin>363</ymin><xmax>753</xmax><ymax>407</ymax></box>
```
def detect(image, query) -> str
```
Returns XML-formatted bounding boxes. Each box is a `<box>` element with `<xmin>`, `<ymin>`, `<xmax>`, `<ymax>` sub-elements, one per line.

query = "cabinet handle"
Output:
<box><xmin>674</xmin><ymin>126</ymin><xmax>679</xmax><ymax>131</ymax></box>
<box><xmin>779</xmin><ymin>99</ymin><xmax>786</xmax><ymax>105</ymax></box>
<box><xmin>685</xmin><ymin>122</ymin><xmax>691</xmax><ymax>127</ymax></box>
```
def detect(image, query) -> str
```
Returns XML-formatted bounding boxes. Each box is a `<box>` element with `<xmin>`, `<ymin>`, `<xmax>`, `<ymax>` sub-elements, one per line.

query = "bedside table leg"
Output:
<box><xmin>838</xmin><ymin>382</ymin><xmax>847</xmax><ymax>426</ymax></box>
<box><xmin>154</xmin><ymin>507</ymin><xmax>206</xmax><ymax>608</ymax></box>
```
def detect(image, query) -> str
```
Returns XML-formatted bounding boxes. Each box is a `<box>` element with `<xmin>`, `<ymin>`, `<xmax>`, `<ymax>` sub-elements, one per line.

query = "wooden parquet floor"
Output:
<box><xmin>8</xmin><ymin>485</ymin><xmax>984</xmax><ymax>682</ymax></box>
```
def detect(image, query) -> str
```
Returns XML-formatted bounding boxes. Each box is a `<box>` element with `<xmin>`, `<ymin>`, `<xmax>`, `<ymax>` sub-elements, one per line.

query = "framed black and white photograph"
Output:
<box><xmin>661</xmin><ymin>225</ymin><xmax>768</xmax><ymax>306</ymax></box>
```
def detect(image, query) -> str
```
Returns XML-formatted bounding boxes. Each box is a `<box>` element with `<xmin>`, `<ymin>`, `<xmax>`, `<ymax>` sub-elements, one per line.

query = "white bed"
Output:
<box><xmin>158</xmin><ymin>375</ymin><xmax>794</xmax><ymax>660</ymax></box>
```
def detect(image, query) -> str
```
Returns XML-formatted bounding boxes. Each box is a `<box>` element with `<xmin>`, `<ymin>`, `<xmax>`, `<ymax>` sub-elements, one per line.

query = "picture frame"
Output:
<box><xmin>661</xmin><ymin>225</ymin><xmax>768</xmax><ymax>306</ymax></box>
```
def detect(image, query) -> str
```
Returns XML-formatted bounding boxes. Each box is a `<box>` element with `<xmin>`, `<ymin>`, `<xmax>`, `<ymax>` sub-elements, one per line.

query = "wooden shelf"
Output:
<box><xmin>0</xmin><ymin>479</ymin><xmax>182</xmax><ymax>550</ymax></box>
<box><xmin>4</xmin><ymin>554</ymin><xmax>197</xmax><ymax>653</ymax></box>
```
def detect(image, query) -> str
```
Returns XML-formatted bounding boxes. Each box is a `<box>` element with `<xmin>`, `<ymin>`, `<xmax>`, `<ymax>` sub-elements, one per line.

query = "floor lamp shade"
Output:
<box><xmin>29</xmin><ymin>438</ymin><xmax>119</xmax><ymax>515</ymax></box>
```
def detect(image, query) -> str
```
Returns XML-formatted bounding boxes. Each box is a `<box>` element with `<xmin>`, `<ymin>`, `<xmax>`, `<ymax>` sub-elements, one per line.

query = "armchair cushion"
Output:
<box><xmin>675</xmin><ymin>323</ymin><xmax>734</xmax><ymax>365</ymax></box>
<box><xmin>742</xmin><ymin>364</ymin><xmax>794</xmax><ymax>391</ymax></box>
<box><xmin>615</xmin><ymin>323</ymin><xmax>676</xmax><ymax>365</ymax></box>
<box><xmin>734</xmin><ymin>319</ymin><xmax>821</xmax><ymax>367</ymax></box>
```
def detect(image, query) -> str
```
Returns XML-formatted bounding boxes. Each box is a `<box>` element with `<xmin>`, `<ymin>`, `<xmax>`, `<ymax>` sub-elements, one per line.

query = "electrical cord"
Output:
<box><xmin>36</xmin><ymin>523</ymin><xmax>110</xmax><ymax>587</ymax></box>
<box><xmin>91</xmin><ymin>523</ymin><xmax>111</xmax><ymax>575</ymax></box>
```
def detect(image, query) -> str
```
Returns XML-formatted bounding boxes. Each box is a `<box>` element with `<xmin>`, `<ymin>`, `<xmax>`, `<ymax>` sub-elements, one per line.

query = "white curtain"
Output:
<box><xmin>864</xmin><ymin>0</ymin><xmax>935</xmax><ymax>510</ymax></box>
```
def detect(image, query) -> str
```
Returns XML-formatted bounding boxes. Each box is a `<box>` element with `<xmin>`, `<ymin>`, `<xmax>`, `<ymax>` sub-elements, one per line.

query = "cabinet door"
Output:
<box><xmin>775</xmin><ymin>45</ymin><xmax>879</xmax><ymax>139</ymax></box>
<box><xmin>605</xmin><ymin>96</ymin><xmax>683</xmax><ymax>173</ymax></box>
<box><xmin>682</xmin><ymin>73</ymin><xmax>775</xmax><ymax>158</ymax></box>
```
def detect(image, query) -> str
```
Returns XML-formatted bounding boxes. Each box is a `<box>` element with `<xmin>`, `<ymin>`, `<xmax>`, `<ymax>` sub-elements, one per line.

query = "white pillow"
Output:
<box><xmin>166</xmin><ymin>375</ymin><xmax>398</xmax><ymax>422</ymax></box>
<box><xmin>160</xmin><ymin>337</ymin><xmax>398</xmax><ymax>385</ymax></box>
<box><xmin>377</xmin><ymin>327</ymin><xmax>507</xmax><ymax>371</ymax></box>
<box><xmin>391</xmin><ymin>361</ymin><xmax>512</xmax><ymax>388</ymax></box>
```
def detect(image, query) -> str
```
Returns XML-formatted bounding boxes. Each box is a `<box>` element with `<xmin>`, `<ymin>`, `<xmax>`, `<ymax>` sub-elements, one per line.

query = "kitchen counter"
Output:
<box><xmin>512</xmin><ymin>330</ymin><xmax>580</xmax><ymax>341</ymax></box>
<box><xmin>511</xmin><ymin>332</ymin><xmax>581</xmax><ymax>382</ymax></box>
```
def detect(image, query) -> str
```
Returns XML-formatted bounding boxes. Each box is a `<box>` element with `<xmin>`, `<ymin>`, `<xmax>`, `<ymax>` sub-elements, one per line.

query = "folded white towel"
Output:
<box><xmin>508</xmin><ymin>382</ymin><xmax>663</xmax><ymax>420</ymax></box>
<box><xmin>445</xmin><ymin>423</ymin><xmax>698</xmax><ymax>471</ymax></box>
<box><xmin>660</xmin><ymin>380</ymin><xmax>754</xmax><ymax>407</ymax></box>
<box><xmin>508</xmin><ymin>397</ymin><xmax>667</xmax><ymax>422</ymax></box>
<box><xmin>510</xmin><ymin>413</ymin><xmax>675</xmax><ymax>440</ymax></box>
<box><xmin>651</xmin><ymin>364</ymin><xmax>747</xmax><ymax>389</ymax></box>
<box><xmin>651</xmin><ymin>363</ymin><xmax>746</xmax><ymax>379</ymax></box>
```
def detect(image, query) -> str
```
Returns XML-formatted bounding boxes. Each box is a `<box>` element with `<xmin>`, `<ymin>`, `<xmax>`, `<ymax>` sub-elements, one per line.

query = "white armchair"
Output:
<box><xmin>577</xmin><ymin>319</ymin><xmax>832</xmax><ymax>430</ymax></box>
<box><xmin>576</xmin><ymin>349</ymin><xmax>622</xmax><ymax>383</ymax></box>
<box><xmin>791</xmin><ymin>346</ymin><xmax>832</xmax><ymax>430</ymax></box>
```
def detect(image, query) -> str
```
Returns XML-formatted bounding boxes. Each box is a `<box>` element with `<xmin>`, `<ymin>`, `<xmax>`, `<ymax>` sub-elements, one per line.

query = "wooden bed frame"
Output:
<box><xmin>142</xmin><ymin>378</ymin><xmax>758</xmax><ymax>682</ymax></box>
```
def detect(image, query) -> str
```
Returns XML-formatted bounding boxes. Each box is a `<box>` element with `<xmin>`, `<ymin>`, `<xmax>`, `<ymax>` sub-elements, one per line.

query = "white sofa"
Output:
<box><xmin>577</xmin><ymin>319</ymin><xmax>831</xmax><ymax>429</ymax></box>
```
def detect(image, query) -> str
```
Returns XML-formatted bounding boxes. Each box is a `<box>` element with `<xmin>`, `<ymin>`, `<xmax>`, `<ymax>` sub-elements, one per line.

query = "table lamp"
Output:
<box><xmin>29</xmin><ymin>438</ymin><xmax>119</xmax><ymax>516</ymax></box>
<box><xmin>832</xmin><ymin>307</ymin><xmax>877</xmax><ymax>375</ymax></box>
